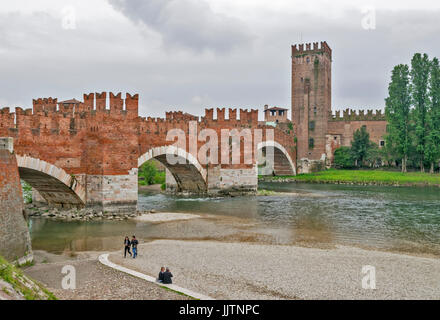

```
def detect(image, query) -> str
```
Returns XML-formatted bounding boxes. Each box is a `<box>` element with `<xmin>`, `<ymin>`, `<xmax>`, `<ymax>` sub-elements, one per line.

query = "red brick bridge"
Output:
<box><xmin>0</xmin><ymin>92</ymin><xmax>296</xmax><ymax>213</ymax></box>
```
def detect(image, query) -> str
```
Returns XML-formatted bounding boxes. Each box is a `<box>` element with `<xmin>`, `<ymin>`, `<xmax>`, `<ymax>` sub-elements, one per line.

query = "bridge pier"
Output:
<box><xmin>0</xmin><ymin>138</ymin><xmax>32</xmax><ymax>263</ymax></box>
<box><xmin>83</xmin><ymin>171</ymin><xmax>138</xmax><ymax>214</ymax></box>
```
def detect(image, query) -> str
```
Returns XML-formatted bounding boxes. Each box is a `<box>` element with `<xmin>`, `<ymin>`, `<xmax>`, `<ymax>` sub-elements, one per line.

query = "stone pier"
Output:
<box><xmin>0</xmin><ymin>137</ymin><xmax>32</xmax><ymax>263</ymax></box>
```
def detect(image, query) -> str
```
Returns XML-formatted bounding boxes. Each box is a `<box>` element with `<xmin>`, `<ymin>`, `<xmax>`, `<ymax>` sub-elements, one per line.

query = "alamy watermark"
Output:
<box><xmin>361</xmin><ymin>6</ymin><xmax>376</xmax><ymax>30</ymax></box>
<box><xmin>61</xmin><ymin>6</ymin><xmax>77</xmax><ymax>30</ymax></box>
<box><xmin>164</xmin><ymin>121</ymin><xmax>277</xmax><ymax>170</ymax></box>
<box><xmin>362</xmin><ymin>265</ymin><xmax>376</xmax><ymax>289</ymax></box>
<box><xmin>61</xmin><ymin>265</ymin><xmax>76</xmax><ymax>290</ymax></box>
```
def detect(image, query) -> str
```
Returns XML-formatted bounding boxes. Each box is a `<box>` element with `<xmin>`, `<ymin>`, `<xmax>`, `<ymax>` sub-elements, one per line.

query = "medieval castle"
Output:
<box><xmin>287</xmin><ymin>41</ymin><xmax>387</xmax><ymax>172</ymax></box>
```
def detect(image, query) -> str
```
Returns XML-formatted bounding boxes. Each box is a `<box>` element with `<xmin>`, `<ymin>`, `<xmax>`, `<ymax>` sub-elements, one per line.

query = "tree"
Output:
<box><xmin>333</xmin><ymin>146</ymin><xmax>354</xmax><ymax>168</ymax></box>
<box><xmin>426</xmin><ymin>57</ymin><xmax>440</xmax><ymax>173</ymax></box>
<box><xmin>385</xmin><ymin>64</ymin><xmax>412</xmax><ymax>172</ymax></box>
<box><xmin>365</xmin><ymin>143</ymin><xmax>381</xmax><ymax>168</ymax></box>
<box><xmin>139</xmin><ymin>160</ymin><xmax>158</xmax><ymax>185</ymax></box>
<box><xmin>410</xmin><ymin>53</ymin><xmax>431</xmax><ymax>172</ymax></box>
<box><xmin>350</xmin><ymin>126</ymin><xmax>372</xmax><ymax>167</ymax></box>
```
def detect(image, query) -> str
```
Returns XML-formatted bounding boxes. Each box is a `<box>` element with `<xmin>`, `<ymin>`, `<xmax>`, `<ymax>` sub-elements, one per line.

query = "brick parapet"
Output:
<box><xmin>329</xmin><ymin>108</ymin><xmax>386</xmax><ymax>121</ymax></box>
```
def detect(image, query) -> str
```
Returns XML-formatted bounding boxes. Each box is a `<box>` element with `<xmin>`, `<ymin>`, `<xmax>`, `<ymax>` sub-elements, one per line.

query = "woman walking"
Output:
<box><xmin>124</xmin><ymin>236</ymin><xmax>132</xmax><ymax>258</ymax></box>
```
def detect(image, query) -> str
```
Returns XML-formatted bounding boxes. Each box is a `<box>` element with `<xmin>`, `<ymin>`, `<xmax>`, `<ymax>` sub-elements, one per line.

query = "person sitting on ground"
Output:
<box><xmin>162</xmin><ymin>267</ymin><xmax>173</xmax><ymax>284</ymax></box>
<box><xmin>131</xmin><ymin>235</ymin><xmax>139</xmax><ymax>259</ymax></box>
<box><xmin>123</xmin><ymin>236</ymin><xmax>132</xmax><ymax>258</ymax></box>
<box><xmin>157</xmin><ymin>267</ymin><xmax>165</xmax><ymax>283</ymax></box>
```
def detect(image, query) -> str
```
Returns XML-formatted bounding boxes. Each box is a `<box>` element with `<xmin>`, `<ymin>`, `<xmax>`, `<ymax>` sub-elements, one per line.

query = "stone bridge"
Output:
<box><xmin>0</xmin><ymin>92</ymin><xmax>296</xmax><ymax>214</ymax></box>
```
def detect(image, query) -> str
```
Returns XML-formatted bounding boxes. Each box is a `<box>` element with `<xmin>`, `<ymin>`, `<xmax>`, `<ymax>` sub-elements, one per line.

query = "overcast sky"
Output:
<box><xmin>1</xmin><ymin>0</ymin><xmax>439</xmax><ymax>119</ymax></box>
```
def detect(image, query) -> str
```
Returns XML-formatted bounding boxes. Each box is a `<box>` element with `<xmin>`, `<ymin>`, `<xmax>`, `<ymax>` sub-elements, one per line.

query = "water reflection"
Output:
<box><xmin>30</xmin><ymin>183</ymin><xmax>440</xmax><ymax>256</ymax></box>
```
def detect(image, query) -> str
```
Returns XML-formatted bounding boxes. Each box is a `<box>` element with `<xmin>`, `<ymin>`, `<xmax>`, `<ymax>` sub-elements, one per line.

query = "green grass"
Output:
<box><xmin>160</xmin><ymin>285</ymin><xmax>198</xmax><ymax>300</ymax></box>
<box><xmin>261</xmin><ymin>169</ymin><xmax>440</xmax><ymax>186</ymax></box>
<box><xmin>0</xmin><ymin>255</ymin><xmax>57</xmax><ymax>300</ymax></box>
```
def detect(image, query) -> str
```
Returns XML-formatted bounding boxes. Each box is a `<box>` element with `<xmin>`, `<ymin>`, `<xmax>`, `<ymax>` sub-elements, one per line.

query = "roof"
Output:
<box><xmin>59</xmin><ymin>99</ymin><xmax>81</xmax><ymax>104</ymax></box>
<box><xmin>264</xmin><ymin>106</ymin><xmax>288</xmax><ymax>112</ymax></box>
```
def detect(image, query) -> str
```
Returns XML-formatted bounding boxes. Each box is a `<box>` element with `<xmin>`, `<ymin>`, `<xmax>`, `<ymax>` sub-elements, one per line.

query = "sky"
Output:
<box><xmin>0</xmin><ymin>0</ymin><xmax>439</xmax><ymax>119</ymax></box>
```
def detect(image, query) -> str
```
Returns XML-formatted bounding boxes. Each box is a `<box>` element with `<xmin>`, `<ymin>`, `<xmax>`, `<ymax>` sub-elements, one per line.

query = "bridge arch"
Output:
<box><xmin>16</xmin><ymin>155</ymin><xmax>86</xmax><ymax>207</ymax></box>
<box><xmin>257</xmin><ymin>140</ymin><xmax>296</xmax><ymax>176</ymax></box>
<box><xmin>138</xmin><ymin>146</ymin><xmax>207</xmax><ymax>193</ymax></box>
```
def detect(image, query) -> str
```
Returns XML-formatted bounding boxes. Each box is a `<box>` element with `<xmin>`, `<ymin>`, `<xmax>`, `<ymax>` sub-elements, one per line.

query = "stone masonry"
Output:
<box><xmin>0</xmin><ymin>94</ymin><xmax>296</xmax><ymax>213</ymax></box>
<box><xmin>0</xmin><ymin>138</ymin><xmax>32</xmax><ymax>262</ymax></box>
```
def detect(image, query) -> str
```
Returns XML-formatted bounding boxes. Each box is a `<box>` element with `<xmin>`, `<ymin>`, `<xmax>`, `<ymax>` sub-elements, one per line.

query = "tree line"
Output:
<box><xmin>385</xmin><ymin>53</ymin><xmax>440</xmax><ymax>173</ymax></box>
<box><xmin>333</xmin><ymin>53</ymin><xmax>440</xmax><ymax>173</ymax></box>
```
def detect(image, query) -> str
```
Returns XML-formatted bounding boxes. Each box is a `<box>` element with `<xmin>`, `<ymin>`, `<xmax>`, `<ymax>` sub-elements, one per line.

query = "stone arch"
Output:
<box><xmin>257</xmin><ymin>141</ymin><xmax>296</xmax><ymax>176</ymax></box>
<box><xmin>16</xmin><ymin>155</ymin><xmax>86</xmax><ymax>207</ymax></box>
<box><xmin>138</xmin><ymin>146</ymin><xmax>207</xmax><ymax>193</ymax></box>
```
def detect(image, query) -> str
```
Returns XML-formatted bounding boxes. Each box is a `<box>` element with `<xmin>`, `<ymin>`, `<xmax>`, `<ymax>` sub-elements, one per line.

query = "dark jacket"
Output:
<box><xmin>131</xmin><ymin>239</ymin><xmax>138</xmax><ymax>248</ymax></box>
<box><xmin>158</xmin><ymin>271</ymin><xmax>164</xmax><ymax>282</ymax></box>
<box><xmin>162</xmin><ymin>271</ymin><xmax>173</xmax><ymax>284</ymax></box>
<box><xmin>124</xmin><ymin>239</ymin><xmax>131</xmax><ymax>247</ymax></box>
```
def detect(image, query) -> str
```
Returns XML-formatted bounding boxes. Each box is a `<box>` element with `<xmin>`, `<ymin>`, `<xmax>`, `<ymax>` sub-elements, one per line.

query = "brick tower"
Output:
<box><xmin>291</xmin><ymin>41</ymin><xmax>332</xmax><ymax>165</ymax></box>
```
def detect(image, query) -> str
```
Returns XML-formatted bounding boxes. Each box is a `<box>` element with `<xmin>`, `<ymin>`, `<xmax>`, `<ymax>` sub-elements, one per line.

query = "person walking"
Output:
<box><xmin>162</xmin><ymin>267</ymin><xmax>173</xmax><ymax>284</ymax></box>
<box><xmin>123</xmin><ymin>236</ymin><xmax>131</xmax><ymax>258</ymax></box>
<box><xmin>131</xmin><ymin>235</ymin><xmax>139</xmax><ymax>258</ymax></box>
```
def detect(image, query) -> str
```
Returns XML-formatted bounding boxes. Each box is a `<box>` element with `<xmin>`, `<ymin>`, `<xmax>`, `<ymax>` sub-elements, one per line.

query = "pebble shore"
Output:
<box><xmin>110</xmin><ymin>239</ymin><xmax>440</xmax><ymax>300</ymax></box>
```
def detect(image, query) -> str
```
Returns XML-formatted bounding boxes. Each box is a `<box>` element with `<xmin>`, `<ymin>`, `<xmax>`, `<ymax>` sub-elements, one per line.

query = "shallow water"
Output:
<box><xmin>30</xmin><ymin>182</ymin><xmax>440</xmax><ymax>256</ymax></box>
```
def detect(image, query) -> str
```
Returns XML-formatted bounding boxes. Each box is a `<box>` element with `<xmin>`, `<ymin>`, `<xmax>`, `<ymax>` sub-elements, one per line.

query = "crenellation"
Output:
<box><xmin>109</xmin><ymin>92</ymin><xmax>123</xmax><ymax>112</ymax></box>
<box><xmin>329</xmin><ymin>108</ymin><xmax>386</xmax><ymax>121</ymax></box>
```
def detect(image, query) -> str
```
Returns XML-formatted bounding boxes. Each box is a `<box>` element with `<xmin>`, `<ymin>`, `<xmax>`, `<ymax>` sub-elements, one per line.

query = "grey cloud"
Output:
<box><xmin>108</xmin><ymin>0</ymin><xmax>254</xmax><ymax>53</ymax></box>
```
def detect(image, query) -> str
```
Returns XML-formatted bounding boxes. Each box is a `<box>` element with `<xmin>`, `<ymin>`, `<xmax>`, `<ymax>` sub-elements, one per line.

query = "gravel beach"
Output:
<box><xmin>109</xmin><ymin>240</ymin><xmax>440</xmax><ymax>300</ymax></box>
<box><xmin>23</xmin><ymin>251</ymin><xmax>190</xmax><ymax>300</ymax></box>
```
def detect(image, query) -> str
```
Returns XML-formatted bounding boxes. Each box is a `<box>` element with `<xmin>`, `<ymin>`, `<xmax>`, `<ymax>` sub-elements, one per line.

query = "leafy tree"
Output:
<box><xmin>333</xmin><ymin>146</ymin><xmax>354</xmax><ymax>168</ymax></box>
<box><xmin>385</xmin><ymin>64</ymin><xmax>412</xmax><ymax>172</ymax></box>
<box><xmin>426</xmin><ymin>57</ymin><xmax>440</xmax><ymax>173</ymax></box>
<box><xmin>410</xmin><ymin>53</ymin><xmax>431</xmax><ymax>172</ymax></box>
<box><xmin>139</xmin><ymin>160</ymin><xmax>158</xmax><ymax>185</ymax></box>
<box><xmin>365</xmin><ymin>143</ymin><xmax>381</xmax><ymax>168</ymax></box>
<box><xmin>350</xmin><ymin>126</ymin><xmax>372</xmax><ymax>167</ymax></box>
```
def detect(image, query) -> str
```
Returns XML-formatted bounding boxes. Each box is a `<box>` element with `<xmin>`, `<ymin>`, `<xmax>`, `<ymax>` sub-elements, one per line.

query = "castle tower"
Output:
<box><xmin>291</xmin><ymin>41</ymin><xmax>332</xmax><ymax>162</ymax></box>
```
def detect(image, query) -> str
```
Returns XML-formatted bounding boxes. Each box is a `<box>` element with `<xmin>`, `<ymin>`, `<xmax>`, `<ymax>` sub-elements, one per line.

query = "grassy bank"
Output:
<box><xmin>260</xmin><ymin>169</ymin><xmax>440</xmax><ymax>186</ymax></box>
<box><xmin>0</xmin><ymin>255</ymin><xmax>56</xmax><ymax>300</ymax></box>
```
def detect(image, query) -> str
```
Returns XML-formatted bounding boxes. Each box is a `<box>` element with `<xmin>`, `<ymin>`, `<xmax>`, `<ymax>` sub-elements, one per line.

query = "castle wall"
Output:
<box><xmin>326</xmin><ymin>109</ymin><xmax>387</xmax><ymax>162</ymax></box>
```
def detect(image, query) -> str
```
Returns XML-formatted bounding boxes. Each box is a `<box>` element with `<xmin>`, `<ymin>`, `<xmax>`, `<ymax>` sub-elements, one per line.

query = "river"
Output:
<box><xmin>29</xmin><ymin>182</ymin><xmax>440</xmax><ymax>256</ymax></box>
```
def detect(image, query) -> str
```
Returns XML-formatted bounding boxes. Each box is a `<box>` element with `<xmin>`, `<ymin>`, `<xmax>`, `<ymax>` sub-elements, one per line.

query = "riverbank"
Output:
<box><xmin>0</xmin><ymin>255</ymin><xmax>56</xmax><ymax>300</ymax></box>
<box><xmin>22</xmin><ymin>250</ymin><xmax>190</xmax><ymax>300</ymax></box>
<box><xmin>109</xmin><ymin>239</ymin><xmax>440</xmax><ymax>300</ymax></box>
<box><xmin>260</xmin><ymin>169</ymin><xmax>440</xmax><ymax>187</ymax></box>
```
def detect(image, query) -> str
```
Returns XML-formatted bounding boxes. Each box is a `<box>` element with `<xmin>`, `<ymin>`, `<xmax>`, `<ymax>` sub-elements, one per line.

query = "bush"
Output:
<box><xmin>333</xmin><ymin>147</ymin><xmax>354</xmax><ymax>168</ymax></box>
<box><xmin>139</xmin><ymin>160</ymin><xmax>166</xmax><ymax>185</ymax></box>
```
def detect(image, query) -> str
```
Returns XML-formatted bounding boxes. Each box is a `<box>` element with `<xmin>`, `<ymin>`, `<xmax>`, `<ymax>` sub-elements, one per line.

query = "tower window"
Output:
<box><xmin>309</xmin><ymin>121</ymin><xmax>315</xmax><ymax>131</ymax></box>
<box><xmin>308</xmin><ymin>138</ymin><xmax>314</xmax><ymax>149</ymax></box>
<box><xmin>313</xmin><ymin>106</ymin><xmax>317</xmax><ymax>114</ymax></box>
<box><xmin>380</xmin><ymin>140</ymin><xmax>385</xmax><ymax>147</ymax></box>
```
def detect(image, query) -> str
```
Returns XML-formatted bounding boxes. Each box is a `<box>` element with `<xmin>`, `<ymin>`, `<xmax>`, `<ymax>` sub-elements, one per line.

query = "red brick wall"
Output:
<box><xmin>0</xmin><ymin>94</ymin><xmax>296</xmax><ymax>176</ymax></box>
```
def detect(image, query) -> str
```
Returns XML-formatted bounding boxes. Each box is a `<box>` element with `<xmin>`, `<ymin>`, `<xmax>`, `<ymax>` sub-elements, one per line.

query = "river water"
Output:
<box><xmin>29</xmin><ymin>182</ymin><xmax>440</xmax><ymax>256</ymax></box>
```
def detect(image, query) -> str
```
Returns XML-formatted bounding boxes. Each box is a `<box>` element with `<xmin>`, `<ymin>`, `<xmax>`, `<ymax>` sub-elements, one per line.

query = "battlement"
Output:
<box><xmin>165</xmin><ymin>111</ymin><xmax>198</xmax><ymax>121</ymax></box>
<box><xmin>202</xmin><ymin>108</ymin><xmax>258</xmax><ymax>124</ymax></box>
<box><xmin>26</xmin><ymin>92</ymin><xmax>139</xmax><ymax>116</ymax></box>
<box><xmin>292</xmin><ymin>41</ymin><xmax>332</xmax><ymax>59</ymax></box>
<box><xmin>329</xmin><ymin>108</ymin><xmax>386</xmax><ymax>121</ymax></box>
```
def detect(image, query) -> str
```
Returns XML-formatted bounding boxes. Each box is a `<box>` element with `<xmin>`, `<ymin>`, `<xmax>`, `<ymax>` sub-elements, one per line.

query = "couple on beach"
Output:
<box><xmin>123</xmin><ymin>235</ymin><xmax>139</xmax><ymax>258</ymax></box>
<box><xmin>158</xmin><ymin>267</ymin><xmax>173</xmax><ymax>284</ymax></box>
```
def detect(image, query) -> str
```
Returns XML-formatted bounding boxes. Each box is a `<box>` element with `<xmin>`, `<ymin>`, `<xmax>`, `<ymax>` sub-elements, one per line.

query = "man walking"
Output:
<box><xmin>131</xmin><ymin>235</ymin><xmax>139</xmax><ymax>258</ymax></box>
